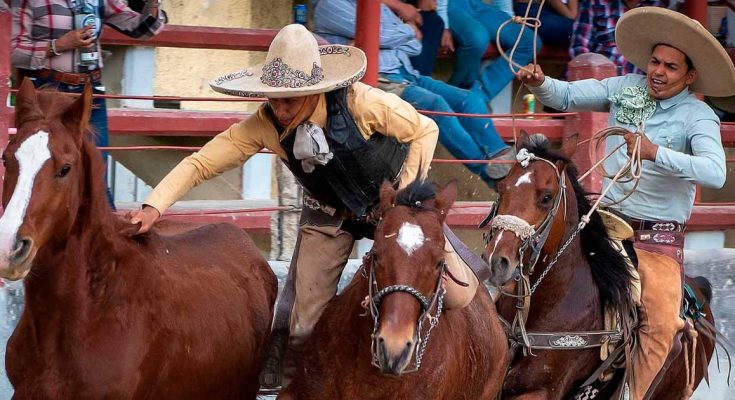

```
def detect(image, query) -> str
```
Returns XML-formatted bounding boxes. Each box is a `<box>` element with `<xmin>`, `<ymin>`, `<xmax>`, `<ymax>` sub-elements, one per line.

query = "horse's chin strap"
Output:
<box><xmin>366</xmin><ymin>254</ymin><xmax>447</xmax><ymax>373</ymax></box>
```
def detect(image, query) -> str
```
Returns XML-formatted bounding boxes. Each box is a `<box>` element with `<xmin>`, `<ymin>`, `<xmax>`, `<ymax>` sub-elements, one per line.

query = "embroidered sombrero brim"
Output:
<box><xmin>210</xmin><ymin>45</ymin><xmax>366</xmax><ymax>98</ymax></box>
<box><xmin>616</xmin><ymin>7</ymin><xmax>735</xmax><ymax>97</ymax></box>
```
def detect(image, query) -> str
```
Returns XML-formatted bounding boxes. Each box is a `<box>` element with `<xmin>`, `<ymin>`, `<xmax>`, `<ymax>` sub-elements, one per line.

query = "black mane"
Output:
<box><xmin>395</xmin><ymin>179</ymin><xmax>438</xmax><ymax>209</ymax></box>
<box><xmin>522</xmin><ymin>139</ymin><xmax>634</xmax><ymax>312</ymax></box>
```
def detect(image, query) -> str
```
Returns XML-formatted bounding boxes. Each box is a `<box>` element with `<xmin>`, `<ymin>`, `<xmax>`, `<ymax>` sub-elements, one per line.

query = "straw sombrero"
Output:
<box><xmin>210</xmin><ymin>24</ymin><xmax>367</xmax><ymax>98</ymax></box>
<box><xmin>708</xmin><ymin>95</ymin><xmax>735</xmax><ymax>114</ymax></box>
<box><xmin>616</xmin><ymin>7</ymin><xmax>735</xmax><ymax>97</ymax></box>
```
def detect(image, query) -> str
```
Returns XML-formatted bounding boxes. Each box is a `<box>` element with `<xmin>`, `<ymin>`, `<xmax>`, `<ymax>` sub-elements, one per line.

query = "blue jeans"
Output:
<box><xmin>20</xmin><ymin>73</ymin><xmax>116</xmax><ymax>209</ymax></box>
<box><xmin>448</xmin><ymin>0</ymin><xmax>541</xmax><ymax>102</ymax></box>
<box><xmin>513</xmin><ymin>2</ymin><xmax>573</xmax><ymax>48</ymax></box>
<box><xmin>382</xmin><ymin>68</ymin><xmax>508</xmax><ymax>182</ymax></box>
<box><xmin>410</xmin><ymin>10</ymin><xmax>445</xmax><ymax>75</ymax></box>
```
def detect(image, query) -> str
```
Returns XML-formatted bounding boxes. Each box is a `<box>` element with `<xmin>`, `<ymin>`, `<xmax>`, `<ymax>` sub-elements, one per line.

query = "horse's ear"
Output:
<box><xmin>15</xmin><ymin>78</ymin><xmax>43</xmax><ymax>126</ymax></box>
<box><xmin>379</xmin><ymin>180</ymin><xmax>396</xmax><ymax>214</ymax></box>
<box><xmin>559</xmin><ymin>133</ymin><xmax>579</xmax><ymax>160</ymax></box>
<box><xmin>515</xmin><ymin>129</ymin><xmax>531</xmax><ymax>152</ymax></box>
<box><xmin>435</xmin><ymin>180</ymin><xmax>457</xmax><ymax>219</ymax></box>
<box><xmin>63</xmin><ymin>83</ymin><xmax>92</xmax><ymax>144</ymax></box>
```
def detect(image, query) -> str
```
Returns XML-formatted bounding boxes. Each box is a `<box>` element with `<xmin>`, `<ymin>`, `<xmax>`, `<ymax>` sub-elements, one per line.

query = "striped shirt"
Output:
<box><xmin>569</xmin><ymin>0</ymin><xmax>667</xmax><ymax>75</ymax></box>
<box><xmin>11</xmin><ymin>0</ymin><xmax>164</xmax><ymax>72</ymax></box>
<box><xmin>313</xmin><ymin>0</ymin><xmax>422</xmax><ymax>77</ymax></box>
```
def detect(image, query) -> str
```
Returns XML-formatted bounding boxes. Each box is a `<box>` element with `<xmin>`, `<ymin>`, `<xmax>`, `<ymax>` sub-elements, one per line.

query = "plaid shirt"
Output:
<box><xmin>570</xmin><ymin>0</ymin><xmax>668</xmax><ymax>74</ymax></box>
<box><xmin>11</xmin><ymin>0</ymin><xmax>164</xmax><ymax>72</ymax></box>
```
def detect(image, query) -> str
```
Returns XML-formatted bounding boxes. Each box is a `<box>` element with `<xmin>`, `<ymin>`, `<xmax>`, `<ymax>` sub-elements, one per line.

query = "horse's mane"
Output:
<box><xmin>395</xmin><ymin>179</ymin><xmax>438</xmax><ymax>210</ymax></box>
<box><xmin>522</xmin><ymin>139</ymin><xmax>634</xmax><ymax>312</ymax></box>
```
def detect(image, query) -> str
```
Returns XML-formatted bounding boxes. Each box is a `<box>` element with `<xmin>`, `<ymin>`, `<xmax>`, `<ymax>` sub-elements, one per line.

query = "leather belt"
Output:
<box><xmin>628</xmin><ymin>218</ymin><xmax>685</xmax><ymax>233</ymax></box>
<box><xmin>21</xmin><ymin>68</ymin><xmax>101</xmax><ymax>86</ymax></box>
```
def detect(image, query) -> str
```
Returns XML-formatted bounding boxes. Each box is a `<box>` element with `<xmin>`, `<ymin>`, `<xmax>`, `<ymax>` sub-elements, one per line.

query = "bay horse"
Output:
<box><xmin>484</xmin><ymin>132</ymin><xmax>715</xmax><ymax>399</ymax></box>
<box><xmin>0</xmin><ymin>80</ymin><xmax>278</xmax><ymax>399</ymax></box>
<box><xmin>279</xmin><ymin>180</ymin><xmax>508</xmax><ymax>399</ymax></box>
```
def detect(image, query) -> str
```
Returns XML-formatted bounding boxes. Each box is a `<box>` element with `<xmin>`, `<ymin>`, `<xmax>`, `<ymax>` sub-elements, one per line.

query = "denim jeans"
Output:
<box><xmin>382</xmin><ymin>68</ymin><xmax>508</xmax><ymax>182</ymax></box>
<box><xmin>513</xmin><ymin>2</ymin><xmax>574</xmax><ymax>48</ymax></box>
<box><xmin>410</xmin><ymin>10</ymin><xmax>445</xmax><ymax>75</ymax></box>
<box><xmin>20</xmin><ymin>74</ymin><xmax>116</xmax><ymax>209</ymax></box>
<box><xmin>448</xmin><ymin>0</ymin><xmax>541</xmax><ymax>102</ymax></box>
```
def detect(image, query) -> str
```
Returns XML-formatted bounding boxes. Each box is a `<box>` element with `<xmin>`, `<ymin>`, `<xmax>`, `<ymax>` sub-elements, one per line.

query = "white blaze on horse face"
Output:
<box><xmin>396</xmin><ymin>222</ymin><xmax>425</xmax><ymax>256</ymax></box>
<box><xmin>514</xmin><ymin>171</ymin><xmax>533</xmax><ymax>187</ymax></box>
<box><xmin>0</xmin><ymin>131</ymin><xmax>51</xmax><ymax>256</ymax></box>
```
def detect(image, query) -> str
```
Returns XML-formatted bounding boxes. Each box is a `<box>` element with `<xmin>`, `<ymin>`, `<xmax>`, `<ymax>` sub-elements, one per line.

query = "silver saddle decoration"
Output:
<box><xmin>293</xmin><ymin>121</ymin><xmax>333</xmax><ymax>173</ymax></box>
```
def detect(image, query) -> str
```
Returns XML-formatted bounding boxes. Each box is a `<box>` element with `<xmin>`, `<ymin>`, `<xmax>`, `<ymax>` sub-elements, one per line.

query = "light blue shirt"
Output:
<box><xmin>529</xmin><ymin>74</ymin><xmax>726</xmax><ymax>223</ymax></box>
<box><xmin>312</xmin><ymin>0</ymin><xmax>422</xmax><ymax>77</ymax></box>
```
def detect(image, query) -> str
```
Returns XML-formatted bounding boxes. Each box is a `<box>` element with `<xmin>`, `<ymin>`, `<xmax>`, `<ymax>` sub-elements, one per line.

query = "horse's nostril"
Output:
<box><xmin>406</xmin><ymin>341</ymin><xmax>412</xmax><ymax>348</ymax></box>
<box><xmin>10</xmin><ymin>237</ymin><xmax>32</xmax><ymax>264</ymax></box>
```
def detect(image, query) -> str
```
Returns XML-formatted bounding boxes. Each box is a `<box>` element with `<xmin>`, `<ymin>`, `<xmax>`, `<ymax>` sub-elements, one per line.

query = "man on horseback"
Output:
<box><xmin>516</xmin><ymin>7</ymin><xmax>735</xmax><ymax>399</ymax></box>
<box><xmin>127</xmin><ymin>24</ymin><xmax>480</xmax><ymax>387</ymax></box>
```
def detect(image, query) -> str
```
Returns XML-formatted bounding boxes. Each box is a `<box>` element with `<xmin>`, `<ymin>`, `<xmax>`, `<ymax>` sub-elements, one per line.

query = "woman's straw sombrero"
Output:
<box><xmin>616</xmin><ymin>7</ymin><xmax>735</xmax><ymax>97</ymax></box>
<box><xmin>210</xmin><ymin>24</ymin><xmax>367</xmax><ymax>98</ymax></box>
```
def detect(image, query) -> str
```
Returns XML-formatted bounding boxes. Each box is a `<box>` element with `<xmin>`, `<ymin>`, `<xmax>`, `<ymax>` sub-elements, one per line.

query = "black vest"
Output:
<box><xmin>277</xmin><ymin>87</ymin><xmax>408</xmax><ymax>217</ymax></box>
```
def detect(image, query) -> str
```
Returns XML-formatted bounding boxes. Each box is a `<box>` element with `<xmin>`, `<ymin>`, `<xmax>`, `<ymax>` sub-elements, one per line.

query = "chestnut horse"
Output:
<box><xmin>485</xmin><ymin>133</ymin><xmax>715</xmax><ymax>399</ymax></box>
<box><xmin>0</xmin><ymin>80</ymin><xmax>278</xmax><ymax>399</ymax></box>
<box><xmin>280</xmin><ymin>180</ymin><xmax>508</xmax><ymax>399</ymax></box>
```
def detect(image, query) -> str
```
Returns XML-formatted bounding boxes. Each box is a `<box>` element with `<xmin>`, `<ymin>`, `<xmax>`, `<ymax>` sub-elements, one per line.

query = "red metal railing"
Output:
<box><xmin>1</xmin><ymin>3</ymin><xmax>732</xmax><ymax>234</ymax></box>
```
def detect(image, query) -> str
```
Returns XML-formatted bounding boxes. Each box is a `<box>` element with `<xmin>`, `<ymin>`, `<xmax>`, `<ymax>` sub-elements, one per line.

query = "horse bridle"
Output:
<box><xmin>481</xmin><ymin>148</ymin><xmax>568</xmax><ymax>277</ymax></box>
<box><xmin>366</xmin><ymin>251</ymin><xmax>447</xmax><ymax>373</ymax></box>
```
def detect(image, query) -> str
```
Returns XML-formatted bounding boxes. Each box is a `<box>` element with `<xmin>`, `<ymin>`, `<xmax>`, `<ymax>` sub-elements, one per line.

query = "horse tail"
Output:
<box><xmin>692</xmin><ymin>276</ymin><xmax>713</xmax><ymax>305</ymax></box>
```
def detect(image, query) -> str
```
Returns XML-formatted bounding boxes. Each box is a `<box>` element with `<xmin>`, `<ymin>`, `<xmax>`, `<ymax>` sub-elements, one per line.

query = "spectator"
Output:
<box><xmin>570</xmin><ymin>0</ymin><xmax>668</xmax><ymax>75</ymax></box>
<box><xmin>314</xmin><ymin>0</ymin><xmax>516</xmax><ymax>185</ymax></box>
<box><xmin>383</xmin><ymin>0</ymin><xmax>454</xmax><ymax>75</ymax></box>
<box><xmin>514</xmin><ymin>0</ymin><xmax>578</xmax><ymax>47</ymax></box>
<box><xmin>447</xmin><ymin>0</ymin><xmax>541</xmax><ymax>104</ymax></box>
<box><xmin>10</xmin><ymin>0</ymin><xmax>166</xmax><ymax>207</ymax></box>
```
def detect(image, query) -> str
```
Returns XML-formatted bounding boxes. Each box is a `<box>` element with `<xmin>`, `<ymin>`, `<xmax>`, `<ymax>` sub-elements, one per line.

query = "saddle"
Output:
<box><xmin>571</xmin><ymin>210</ymin><xmax>719</xmax><ymax>400</ymax></box>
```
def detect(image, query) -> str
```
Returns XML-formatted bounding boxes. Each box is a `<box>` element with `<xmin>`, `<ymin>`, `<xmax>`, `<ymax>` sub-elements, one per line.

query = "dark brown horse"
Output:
<box><xmin>0</xmin><ymin>80</ymin><xmax>278</xmax><ymax>399</ymax></box>
<box><xmin>484</xmin><ymin>133</ymin><xmax>715</xmax><ymax>399</ymax></box>
<box><xmin>280</xmin><ymin>180</ymin><xmax>508</xmax><ymax>399</ymax></box>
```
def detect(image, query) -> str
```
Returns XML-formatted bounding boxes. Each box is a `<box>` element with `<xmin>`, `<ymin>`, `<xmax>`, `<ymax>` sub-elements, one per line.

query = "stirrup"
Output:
<box><xmin>259</xmin><ymin>330</ymin><xmax>288</xmax><ymax>389</ymax></box>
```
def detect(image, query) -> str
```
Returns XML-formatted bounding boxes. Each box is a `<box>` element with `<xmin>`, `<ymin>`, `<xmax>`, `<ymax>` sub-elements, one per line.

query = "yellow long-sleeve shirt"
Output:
<box><xmin>144</xmin><ymin>82</ymin><xmax>439</xmax><ymax>214</ymax></box>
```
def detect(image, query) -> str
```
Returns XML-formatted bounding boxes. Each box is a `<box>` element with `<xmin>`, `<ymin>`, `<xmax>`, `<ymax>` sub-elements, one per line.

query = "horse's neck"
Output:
<box><xmin>24</xmin><ymin>203</ymin><xmax>122</xmax><ymax>318</ymax></box>
<box><xmin>328</xmin><ymin>271</ymin><xmax>374</xmax><ymax>338</ymax></box>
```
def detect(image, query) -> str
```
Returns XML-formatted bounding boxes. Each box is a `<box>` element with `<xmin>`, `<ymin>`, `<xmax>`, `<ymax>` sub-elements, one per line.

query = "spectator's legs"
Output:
<box><xmin>514</xmin><ymin>2</ymin><xmax>574</xmax><ymax>48</ymax></box>
<box><xmin>416</xmin><ymin>75</ymin><xmax>508</xmax><ymax>158</ymax></box>
<box><xmin>470</xmin><ymin>0</ymin><xmax>542</xmax><ymax>102</ymax></box>
<box><xmin>410</xmin><ymin>10</ymin><xmax>445</xmax><ymax>75</ymax></box>
<box><xmin>399</xmin><ymin>84</ymin><xmax>494</xmax><ymax>182</ymax></box>
<box><xmin>448</xmin><ymin>0</ymin><xmax>489</xmax><ymax>88</ymax></box>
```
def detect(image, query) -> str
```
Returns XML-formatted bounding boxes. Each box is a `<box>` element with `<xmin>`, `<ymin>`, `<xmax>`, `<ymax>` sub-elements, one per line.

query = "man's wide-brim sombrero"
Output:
<box><xmin>707</xmin><ymin>95</ymin><xmax>735</xmax><ymax>114</ymax></box>
<box><xmin>616</xmin><ymin>7</ymin><xmax>735</xmax><ymax>97</ymax></box>
<box><xmin>210</xmin><ymin>24</ymin><xmax>367</xmax><ymax>98</ymax></box>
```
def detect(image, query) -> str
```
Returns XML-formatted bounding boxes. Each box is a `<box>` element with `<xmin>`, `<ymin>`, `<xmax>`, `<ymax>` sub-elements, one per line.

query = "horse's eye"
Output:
<box><xmin>56</xmin><ymin>164</ymin><xmax>71</xmax><ymax>178</ymax></box>
<box><xmin>541</xmin><ymin>193</ymin><xmax>553</xmax><ymax>205</ymax></box>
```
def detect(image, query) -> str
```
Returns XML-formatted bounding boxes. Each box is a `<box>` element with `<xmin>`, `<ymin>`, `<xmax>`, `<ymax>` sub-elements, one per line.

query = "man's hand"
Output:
<box><xmin>440</xmin><ymin>29</ymin><xmax>454</xmax><ymax>54</ymax></box>
<box><xmin>397</xmin><ymin>2</ymin><xmax>422</xmax><ymax>25</ymax></box>
<box><xmin>128</xmin><ymin>205</ymin><xmax>161</xmax><ymax>235</ymax></box>
<box><xmin>624</xmin><ymin>131</ymin><xmax>658</xmax><ymax>161</ymax></box>
<box><xmin>407</xmin><ymin>21</ymin><xmax>423</xmax><ymax>41</ymax></box>
<box><xmin>515</xmin><ymin>63</ymin><xmax>545</xmax><ymax>87</ymax></box>
<box><xmin>417</xmin><ymin>0</ymin><xmax>437</xmax><ymax>11</ymax></box>
<box><xmin>55</xmin><ymin>26</ymin><xmax>96</xmax><ymax>52</ymax></box>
